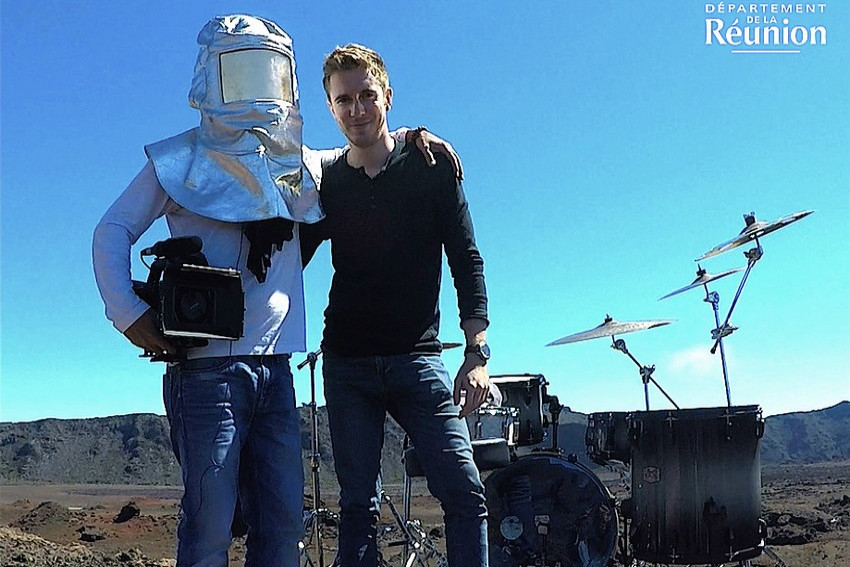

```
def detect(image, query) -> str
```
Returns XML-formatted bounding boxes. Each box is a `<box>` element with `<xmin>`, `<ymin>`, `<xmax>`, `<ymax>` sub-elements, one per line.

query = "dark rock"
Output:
<box><xmin>115</xmin><ymin>547</ymin><xmax>143</xmax><ymax>561</ymax></box>
<box><xmin>113</xmin><ymin>501</ymin><xmax>141</xmax><ymax>523</ymax></box>
<box><xmin>78</xmin><ymin>525</ymin><xmax>106</xmax><ymax>542</ymax></box>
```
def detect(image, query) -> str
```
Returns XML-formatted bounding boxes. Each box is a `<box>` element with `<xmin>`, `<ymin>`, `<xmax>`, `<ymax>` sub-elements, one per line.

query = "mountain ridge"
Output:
<box><xmin>1</xmin><ymin>401</ymin><xmax>847</xmax><ymax>486</ymax></box>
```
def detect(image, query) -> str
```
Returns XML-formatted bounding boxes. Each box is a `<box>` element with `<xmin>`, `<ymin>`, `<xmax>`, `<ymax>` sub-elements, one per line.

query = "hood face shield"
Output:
<box><xmin>220</xmin><ymin>49</ymin><xmax>293</xmax><ymax>104</ymax></box>
<box><xmin>144</xmin><ymin>14</ymin><xmax>323</xmax><ymax>224</ymax></box>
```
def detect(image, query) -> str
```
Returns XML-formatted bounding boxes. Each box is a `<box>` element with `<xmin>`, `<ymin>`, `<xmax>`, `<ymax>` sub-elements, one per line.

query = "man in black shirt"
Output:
<box><xmin>301</xmin><ymin>44</ymin><xmax>490</xmax><ymax>567</ymax></box>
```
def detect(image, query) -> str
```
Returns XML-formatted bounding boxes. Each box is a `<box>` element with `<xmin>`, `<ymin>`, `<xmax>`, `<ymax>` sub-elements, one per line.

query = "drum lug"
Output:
<box><xmin>628</xmin><ymin>420</ymin><xmax>641</xmax><ymax>445</ymax></box>
<box><xmin>755</xmin><ymin>418</ymin><xmax>765</xmax><ymax>439</ymax></box>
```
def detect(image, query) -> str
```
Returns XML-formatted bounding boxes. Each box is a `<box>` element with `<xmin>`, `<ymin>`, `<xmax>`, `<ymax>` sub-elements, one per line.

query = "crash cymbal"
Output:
<box><xmin>442</xmin><ymin>342</ymin><xmax>463</xmax><ymax>350</ymax></box>
<box><xmin>546</xmin><ymin>315</ymin><xmax>674</xmax><ymax>346</ymax></box>
<box><xmin>658</xmin><ymin>265</ymin><xmax>744</xmax><ymax>300</ymax></box>
<box><xmin>697</xmin><ymin>209</ymin><xmax>813</xmax><ymax>260</ymax></box>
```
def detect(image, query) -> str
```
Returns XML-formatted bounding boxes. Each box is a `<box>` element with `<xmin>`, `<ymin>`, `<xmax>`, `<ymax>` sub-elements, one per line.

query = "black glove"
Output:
<box><xmin>244</xmin><ymin>218</ymin><xmax>295</xmax><ymax>283</ymax></box>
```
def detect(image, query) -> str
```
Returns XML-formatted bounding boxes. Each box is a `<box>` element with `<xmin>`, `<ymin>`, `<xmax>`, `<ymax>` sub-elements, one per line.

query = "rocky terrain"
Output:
<box><xmin>1</xmin><ymin>401</ymin><xmax>848</xmax><ymax>566</ymax></box>
<box><xmin>1</xmin><ymin>463</ymin><xmax>849</xmax><ymax>566</ymax></box>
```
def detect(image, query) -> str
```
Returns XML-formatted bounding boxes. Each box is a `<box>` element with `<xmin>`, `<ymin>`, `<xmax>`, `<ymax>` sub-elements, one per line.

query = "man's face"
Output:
<box><xmin>326</xmin><ymin>67</ymin><xmax>392</xmax><ymax>149</ymax></box>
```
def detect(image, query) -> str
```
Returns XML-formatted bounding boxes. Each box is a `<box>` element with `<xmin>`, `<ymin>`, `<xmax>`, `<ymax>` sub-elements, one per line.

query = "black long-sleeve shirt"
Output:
<box><xmin>300</xmin><ymin>141</ymin><xmax>487</xmax><ymax>356</ymax></box>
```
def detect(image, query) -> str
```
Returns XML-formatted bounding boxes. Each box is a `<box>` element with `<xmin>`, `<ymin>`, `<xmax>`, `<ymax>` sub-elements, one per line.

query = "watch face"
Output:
<box><xmin>465</xmin><ymin>342</ymin><xmax>490</xmax><ymax>361</ymax></box>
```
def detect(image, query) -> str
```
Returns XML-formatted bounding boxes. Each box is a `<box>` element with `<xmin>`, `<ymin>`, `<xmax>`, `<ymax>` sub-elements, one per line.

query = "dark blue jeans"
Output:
<box><xmin>323</xmin><ymin>353</ymin><xmax>488</xmax><ymax>567</ymax></box>
<box><xmin>164</xmin><ymin>355</ymin><xmax>303</xmax><ymax>567</ymax></box>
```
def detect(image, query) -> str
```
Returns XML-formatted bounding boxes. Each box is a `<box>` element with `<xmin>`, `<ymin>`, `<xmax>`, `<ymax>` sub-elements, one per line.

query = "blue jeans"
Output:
<box><xmin>163</xmin><ymin>355</ymin><xmax>303</xmax><ymax>567</ymax></box>
<box><xmin>323</xmin><ymin>353</ymin><xmax>488</xmax><ymax>567</ymax></box>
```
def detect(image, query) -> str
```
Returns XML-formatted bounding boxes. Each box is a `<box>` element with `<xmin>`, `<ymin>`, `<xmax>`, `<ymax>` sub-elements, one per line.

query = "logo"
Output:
<box><xmin>705</xmin><ymin>3</ymin><xmax>828</xmax><ymax>53</ymax></box>
<box><xmin>642</xmin><ymin>466</ymin><xmax>661</xmax><ymax>484</ymax></box>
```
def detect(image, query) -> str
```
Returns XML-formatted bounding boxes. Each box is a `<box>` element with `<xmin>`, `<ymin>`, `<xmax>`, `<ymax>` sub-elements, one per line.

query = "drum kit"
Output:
<box><xmin>298</xmin><ymin>208</ymin><xmax>811</xmax><ymax>567</ymax></box>
<box><xmin>473</xmin><ymin>209</ymin><xmax>811</xmax><ymax>567</ymax></box>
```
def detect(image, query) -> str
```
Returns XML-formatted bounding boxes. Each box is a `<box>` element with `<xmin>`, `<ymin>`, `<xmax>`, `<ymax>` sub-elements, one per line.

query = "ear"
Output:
<box><xmin>385</xmin><ymin>86</ymin><xmax>393</xmax><ymax>111</ymax></box>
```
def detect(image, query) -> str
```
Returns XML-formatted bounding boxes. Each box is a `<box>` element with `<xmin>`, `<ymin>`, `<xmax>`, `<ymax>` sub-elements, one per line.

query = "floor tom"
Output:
<box><xmin>629</xmin><ymin>405</ymin><xmax>765</xmax><ymax>564</ymax></box>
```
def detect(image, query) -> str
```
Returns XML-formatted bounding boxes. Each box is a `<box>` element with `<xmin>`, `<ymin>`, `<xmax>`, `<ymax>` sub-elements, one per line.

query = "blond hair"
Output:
<box><xmin>322</xmin><ymin>43</ymin><xmax>389</xmax><ymax>100</ymax></box>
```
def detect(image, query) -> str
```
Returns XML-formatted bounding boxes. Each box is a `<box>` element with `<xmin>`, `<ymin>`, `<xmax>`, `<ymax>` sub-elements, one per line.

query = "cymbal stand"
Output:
<box><xmin>710</xmin><ymin>238</ymin><xmax>763</xmax><ymax>357</ymax></box>
<box><xmin>297</xmin><ymin>347</ymin><xmax>334</xmax><ymax>567</ymax></box>
<box><xmin>611</xmin><ymin>336</ymin><xmax>679</xmax><ymax>411</ymax></box>
<box><xmin>703</xmin><ymin>283</ymin><xmax>734</xmax><ymax>407</ymax></box>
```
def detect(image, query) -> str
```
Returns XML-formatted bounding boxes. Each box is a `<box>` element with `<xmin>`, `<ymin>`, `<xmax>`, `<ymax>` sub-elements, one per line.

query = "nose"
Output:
<box><xmin>349</xmin><ymin>96</ymin><xmax>366</xmax><ymax>117</ymax></box>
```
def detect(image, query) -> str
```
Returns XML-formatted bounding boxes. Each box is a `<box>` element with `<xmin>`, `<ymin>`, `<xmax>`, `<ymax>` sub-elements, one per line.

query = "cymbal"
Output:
<box><xmin>546</xmin><ymin>315</ymin><xmax>674</xmax><ymax>346</ymax></box>
<box><xmin>442</xmin><ymin>342</ymin><xmax>463</xmax><ymax>350</ymax></box>
<box><xmin>658</xmin><ymin>265</ymin><xmax>744</xmax><ymax>300</ymax></box>
<box><xmin>697</xmin><ymin>209</ymin><xmax>813</xmax><ymax>260</ymax></box>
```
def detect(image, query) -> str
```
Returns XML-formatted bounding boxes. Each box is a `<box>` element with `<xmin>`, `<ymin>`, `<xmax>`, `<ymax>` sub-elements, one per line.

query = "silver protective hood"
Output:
<box><xmin>145</xmin><ymin>14</ymin><xmax>322</xmax><ymax>223</ymax></box>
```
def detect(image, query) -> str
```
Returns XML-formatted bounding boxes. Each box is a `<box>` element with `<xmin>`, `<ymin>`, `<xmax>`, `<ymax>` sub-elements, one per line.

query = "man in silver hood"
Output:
<box><xmin>93</xmin><ymin>14</ymin><xmax>459</xmax><ymax>566</ymax></box>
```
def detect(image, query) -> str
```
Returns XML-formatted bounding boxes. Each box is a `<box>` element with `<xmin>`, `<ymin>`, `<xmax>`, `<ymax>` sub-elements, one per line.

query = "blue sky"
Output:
<box><xmin>2</xmin><ymin>1</ymin><xmax>848</xmax><ymax>423</ymax></box>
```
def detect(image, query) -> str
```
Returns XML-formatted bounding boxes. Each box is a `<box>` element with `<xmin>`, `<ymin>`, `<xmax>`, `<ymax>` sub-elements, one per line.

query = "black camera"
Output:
<box><xmin>133</xmin><ymin>236</ymin><xmax>244</xmax><ymax>359</ymax></box>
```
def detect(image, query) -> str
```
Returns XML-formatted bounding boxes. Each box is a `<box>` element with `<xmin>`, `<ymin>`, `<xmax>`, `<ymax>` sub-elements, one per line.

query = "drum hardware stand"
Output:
<box><xmin>387</xmin><ymin>435</ymin><xmax>449</xmax><ymax>567</ymax></box>
<box><xmin>543</xmin><ymin>393</ymin><xmax>563</xmax><ymax>451</ymax></box>
<box><xmin>699</xmin><ymin>209</ymin><xmax>813</xmax><ymax>359</ymax></box>
<box><xmin>380</xmin><ymin>489</ymin><xmax>445</xmax><ymax>567</ymax></box>
<box><xmin>401</xmin><ymin>436</ymin><xmax>413</xmax><ymax>563</ymax></box>
<box><xmin>660</xmin><ymin>261</ymin><xmax>747</xmax><ymax>408</ymax></box>
<box><xmin>703</xmin><ymin>280</ymin><xmax>736</xmax><ymax>407</ymax></box>
<box><xmin>611</xmin><ymin>337</ymin><xmax>679</xmax><ymax>411</ymax></box>
<box><xmin>705</xmin><ymin>235</ymin><xmax>763</xmax><ymax>409</ymax></box>
<box><xmin>547</xmin><ymin>315</ymin><xmax>675</xmax><ymax>410</ymax></box>
<box><xmin>710</xmin><ymin>239</ymin><xmax>762</xmax><ymax>357</ymax></box>
<box><xmin>297</xmin><ymin>347</ymin><xmax>338</xmax><ymax>567</ymax></box>
<box><xmin>762</xmin><ymin>546</ymin><xmax>788</xmax><ymax>567</ymax></box>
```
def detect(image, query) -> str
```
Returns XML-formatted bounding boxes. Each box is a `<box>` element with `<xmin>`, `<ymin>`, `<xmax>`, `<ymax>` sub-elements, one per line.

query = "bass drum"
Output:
<box><xmin>485</xmin><ymin>453</ymin><xmax>617</xmax><ymax>567</ymax></box>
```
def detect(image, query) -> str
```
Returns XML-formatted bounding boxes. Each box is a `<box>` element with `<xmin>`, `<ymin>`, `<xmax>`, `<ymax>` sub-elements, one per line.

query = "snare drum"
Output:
<box><xmin>585</xmin><ymin>411</ymin><xmax>631</xmax><ymax>465</ymax></box>
<box><xmin>629</xmin><ymin>405</ymin><xmax>765</xmax><ymax>564</ymax></box>
<box><xmin>467</xmin><ymin>406</ymin><xmax>519</xmax><ymax>445</ymax></box>
<box><xmin>490</xmin><ymin>375</ymin><xmax>546</xmax><ymax>446</ymax></box>
<box><xmin>485</xmin><ymin>453</ymin><xmax>618</xmax><ymax>567</ymax></box>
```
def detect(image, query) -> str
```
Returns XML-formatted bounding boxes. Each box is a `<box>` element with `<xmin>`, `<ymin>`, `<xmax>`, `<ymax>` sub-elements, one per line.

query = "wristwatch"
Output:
<box><xmin>464</xmin><ymin>342</ymin><xmax>490</xmax><ymax>364</ymax></box>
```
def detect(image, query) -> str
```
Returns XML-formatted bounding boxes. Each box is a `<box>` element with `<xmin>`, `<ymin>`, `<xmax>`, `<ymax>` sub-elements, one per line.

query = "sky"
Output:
<box><xmin>1</xmin><ymin>1</ymin><xmax>848</xmax><ymax>423</ymax></box>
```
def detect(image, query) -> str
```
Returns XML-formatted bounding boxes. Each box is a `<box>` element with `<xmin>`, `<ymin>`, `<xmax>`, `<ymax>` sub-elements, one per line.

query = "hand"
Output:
<box><xmin>454</xmin><ymin>356</ymin><xmax>490</xmax><ymax>418</ymax></box>
<box><xmin>410</xmin><ymin>128</ymin><xmax>464</xmax><ymax>181</ymax></box>
<box><xmin>244</xmin><ymin>218</ymin><xmax>295</xmax><ymax>283</ymax></box>
<box><xmin>123</xmin><ymin>309</ymin><xmax>175</xmax><ymax>357</ymax></box>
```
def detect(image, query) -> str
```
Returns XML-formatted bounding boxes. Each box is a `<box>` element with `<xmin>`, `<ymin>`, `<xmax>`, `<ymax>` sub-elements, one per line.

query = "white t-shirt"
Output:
<box><xmin>92</xmin><ymin>159</ymin><xmax>320</xmax><ymax>358</ymax></box>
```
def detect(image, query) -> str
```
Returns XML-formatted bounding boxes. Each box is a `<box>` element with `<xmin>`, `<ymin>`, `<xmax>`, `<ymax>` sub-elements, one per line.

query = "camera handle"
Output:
<box><xmin>144</xmin><ymin>257</ymin><xmax>167</xmax><ymax>286</ymax></box>
<box><xmin>135</xmin><ymin>258</ymin><xmax>178</xmax><ymax>363</ymax></box>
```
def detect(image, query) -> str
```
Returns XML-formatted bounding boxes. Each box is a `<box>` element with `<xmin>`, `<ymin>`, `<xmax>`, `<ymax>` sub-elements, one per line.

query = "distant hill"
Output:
<box><xmin>0</xmin><ymin>408</ymin><xmax>403</xmax><ymax>489</ymax></box>
<box><xmin>1</xmin><ymin>401</ymin><xmax>847</xmax><ymax>486</ymax></box>
<box><xmin>760</xmin><ymin>401</ymin><xmax>850</xmax><ymax>464</ymax></box>
<box><xmin>0</xmin><ymin>413</ymin><xmax>180</xmax><ymax>485</ymax></box>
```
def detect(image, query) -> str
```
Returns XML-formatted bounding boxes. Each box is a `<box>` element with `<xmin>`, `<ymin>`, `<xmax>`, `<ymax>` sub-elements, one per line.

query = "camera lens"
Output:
<box><xmin>177</xmin><ymin>289</ymin><xmax>210</xmax><ymax>323</ymax></box>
